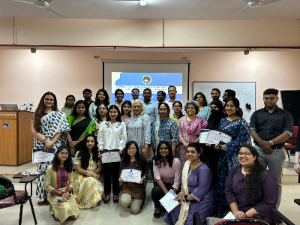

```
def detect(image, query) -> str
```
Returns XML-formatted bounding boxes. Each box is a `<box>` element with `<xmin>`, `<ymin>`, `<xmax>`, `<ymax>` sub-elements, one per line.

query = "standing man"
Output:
<box><xmin>211</xmin><ymin>88</ymin><xmax>221</xmax><ymax>101</ymax></box>
<box><xmin>131</xmin><ymin>88</ymin><xmax>140</xmax><ymax>102</ymax></box>
<box><xmin>83</xmin><ymin>88</ymin><xmax>94</xmax><ymax>107</ymax></box>
<box><xmin>143</xmin><ymin>88</ymin><xmax>158</xmax><ymax>127</ymax></box>
<box><xmin>250</xmin><ymin>88</ymin><xmax>293</xmax><ymax>210</ymax></box>
<box><xmin>222</xmin><ymin>89</ymin><xmax>243</xmax><ymax>116</ymax></box>
<box><xmin>156</xmin><ymin>91</ymin><xmax>166</xmax><ymax>118</ymax></box>
<box><xmin>166</xmin><ymin>85</ymin><xmax>185</xmax><ymax>115</ymax></box>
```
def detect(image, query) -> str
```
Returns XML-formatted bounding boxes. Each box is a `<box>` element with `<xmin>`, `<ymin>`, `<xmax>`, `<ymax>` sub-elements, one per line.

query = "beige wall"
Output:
<box><xmin>0</xmin><ymin>49</ymin><xmax>299</xmax><ymax>110</ymax></box>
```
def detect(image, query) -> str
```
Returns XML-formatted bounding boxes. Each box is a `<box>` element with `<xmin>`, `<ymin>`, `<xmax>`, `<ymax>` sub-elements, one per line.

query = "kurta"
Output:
<box><xmin>169</xmin><ymin>115</ymin><xmax>180</xmax><ymax>124</ymax></box>
<box><xmin>120</xmin><ymin>160</ymin><xmax>148</xmax><ymax>200</ymax></box>
<box><xmin>152</xmin><ymin>118</ymin><xmax>179</xmax><ymax>152</ymax></box>
<box><xmin>92</xmin><ymin>118</ymin><xmax>103</xmax><ymax>136</ymax></box>
<box><xmin>45</xmin><ymin>165</ymin><xmax>81</xmax><ymax>223</ymax></box>
<box><xmin>178</xmin><ymin>116</ymin><xmax>208</xmax><ymax>168</ymax></box>
<box><xmin>73</xmin><ymin>152</ymin><xmax>104</xmax><ymax>208</ymax></box>
<box><xmin>121</xmin><ymin>116</ymin><xmax>131</xmax><ymax>132</ymax></box>
<box><xmin>164</xmin><ymin>163</ymin><xmax>215</xmax><ymax>225</ymax></box>
<box><xmin>215</xmin><ymin>118</ymin><xmax>251</xmax><ymax>217</ymax></box>
<box><xmin>196</xmin><ymin>106</ymin><xmax>211</xmax><ymax>121</ymax></box>
<box><xmin>225</xmin><ymin>166</ymin><xmax>278</xmax><ymax>225</ymax></box>
<box><xmin>34</xmin><ymin>111</ymin><xmax>71</xmax><ymax>201</ymax></box>
<box><xmin>61</xmin><ymin>107</ymin><xmax>74</xmax><ymax>117</ymax></box>
<box><xmin>127</xmin><ymin>114</ymin><xmax>151</xmax><ymax>153</ymax></box>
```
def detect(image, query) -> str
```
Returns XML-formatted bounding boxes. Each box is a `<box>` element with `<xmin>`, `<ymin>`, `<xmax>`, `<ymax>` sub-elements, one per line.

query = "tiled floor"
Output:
<box><xmin>0</xmin><ymin>153</ymin><xmax>299</xmax><ymax>225</ymax></box>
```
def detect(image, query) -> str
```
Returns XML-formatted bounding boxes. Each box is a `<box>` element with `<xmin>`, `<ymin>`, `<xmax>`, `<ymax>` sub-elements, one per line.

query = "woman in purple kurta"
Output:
<box><xmin>225</xmin><ymin>145</ymin><xmax>278</xmax><ymax>225</ymax></box>
<box><xmin>164</xmin><ymin>143</ymin><xmax>214</xmax><ymax>225</ymax></box>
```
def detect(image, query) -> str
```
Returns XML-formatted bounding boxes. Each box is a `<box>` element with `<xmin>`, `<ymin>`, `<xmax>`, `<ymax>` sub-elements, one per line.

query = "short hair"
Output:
<box><xmin>168</xmin><ymin>85</ymin><xmax>176</xmax><ymax>90</ymax></box>
<box><xmin>225</xmin><ymin>89</ymin><xmax>236</xmax><ymax>98</ymax></box>
<box><xmin>143</xmin><ymin>88</ymin><xmax>152</xmax><ymax>94</ymax></box>
<box><xmin>131</xmin><ymin>99</ymin><xmax>146</xmax><ymax>116</ymax></box>
<box><xmin>184</xmin><ymin>100</ymin><xmax>200</xmax><ymax>115</ymax></box>
<box><xmin>193</xmin><ymin>92</ymin><xmax>208</xmax><ymax>107</ymax></box>
<box><xmin>263</xmin><ymin>88</ymin><xmax>279</xmax><ymax>96</ymax></box>
<box><xmin>115</xmin><ymin>88</ymin><xmax>124</xmax><ymax>97</ymax></box>
<box><xmin>157</xmin><ymin>91</ymin><xmax>166</xmax><ymax>98</ymax></box>
<box><xmin>158</xmin><ymin>102</ymin><xmax>170</xmax><ymax>117</ymax></box>
<box><xmin>83</xmin><ymin>88</ymin><xmax>92</xmax><ymax>94</ymax></box>
<box><xmin>211</xmin><ymin>88</ymin><xmax>221</xmax><ymax>95</ymax></box>
<box><xmin>131</xmin><ymin>88</ymin><xmax>140</xmax><ymax>93</ymax></box>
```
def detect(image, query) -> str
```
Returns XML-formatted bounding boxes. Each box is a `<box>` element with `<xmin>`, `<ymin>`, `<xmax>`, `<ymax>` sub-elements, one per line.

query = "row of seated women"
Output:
<box><xmin>45</xmin><ymin>138</ymin><xmax>278</xmax><ymax>225</ymax></box>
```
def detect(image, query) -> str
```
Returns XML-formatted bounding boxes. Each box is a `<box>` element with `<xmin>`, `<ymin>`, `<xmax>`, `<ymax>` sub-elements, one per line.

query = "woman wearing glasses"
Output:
<box><xmin>225</xmin><ymin>145</ymin><xmax>278</xmax><ymax>225</ymax></box>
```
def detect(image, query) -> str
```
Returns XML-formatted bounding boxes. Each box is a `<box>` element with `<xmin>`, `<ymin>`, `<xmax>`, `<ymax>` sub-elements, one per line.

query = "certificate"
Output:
<box><xmin>206</xmin><ymin>129</ymin><xmax>232</xmax><ymax>145</ymax></box>
<box><xmin>159</xmin><ymin>189</ymin><xmax>182</xmax><ymax>213</ymax></box>
<box><xmin>32</xmin><ymin>148</ymin><xmax>55</xmax><ymax>164</ymax></box>
<box><xmin>199</xmin><ymin>129</ymin><xmax>209</xmax><ymax>144</ymax></box>
<box><xmin>121</xmin><ymin>167</ymin><xmax>142</xmax><ymax>183</ymax></box>
<box><xmin>101</xmin><ymin>149</ymin><xmax>121</xmax><ymax>164</ymax></box>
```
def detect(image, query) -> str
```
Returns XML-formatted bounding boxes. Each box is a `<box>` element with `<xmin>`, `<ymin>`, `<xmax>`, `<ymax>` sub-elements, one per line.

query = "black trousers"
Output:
<box><xmin>102</xmin><ymin>161</ymin><xmax>120</xmax><ymax>195</ymax></box>
<box><xmin>151</xmin><ymin>182</ymin><xmax>173</xmax><ymax>208</ymax></box>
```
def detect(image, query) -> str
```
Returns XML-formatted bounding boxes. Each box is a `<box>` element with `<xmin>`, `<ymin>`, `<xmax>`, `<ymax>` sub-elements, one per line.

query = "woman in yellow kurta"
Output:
<box><xmin>74</xmin><ymin>134</ymin><xmax>104</xmax><ymax>208</ymax></box>
<box><xmin>45</xmin><ymin>145</ymin><xmax>81</xmax><ymax>223</ymax></box>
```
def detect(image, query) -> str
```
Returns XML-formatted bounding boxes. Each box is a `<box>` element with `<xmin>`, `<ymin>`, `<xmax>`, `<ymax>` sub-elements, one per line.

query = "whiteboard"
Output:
<box><xmin>192</xmin><ymin>82</ymin><xmax>256</xmax><ymax>123</ymax></box>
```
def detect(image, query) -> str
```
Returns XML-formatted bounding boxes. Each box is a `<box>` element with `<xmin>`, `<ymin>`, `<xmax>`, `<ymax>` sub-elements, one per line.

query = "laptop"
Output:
<box><xmin>0</xmin><ymin>104</ymin><xmax>18</xmax><ymax>110</ymax></box>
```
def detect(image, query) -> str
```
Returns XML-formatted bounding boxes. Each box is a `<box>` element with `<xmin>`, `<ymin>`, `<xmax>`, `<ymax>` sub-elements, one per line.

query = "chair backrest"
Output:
<box><xmin>0</xmin><ymin>176</ymin><xmax>16</xmax><ymax>202</ymax></box>
<box><xmin>215</xmin><ymin>218</ymin><xmax>269</xmax><ymax>225</ymax></box>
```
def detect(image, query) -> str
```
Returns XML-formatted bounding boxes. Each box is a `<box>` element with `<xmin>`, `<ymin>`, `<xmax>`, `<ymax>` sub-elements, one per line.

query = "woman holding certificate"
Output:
<box><xmin>164</xmin><ymin>142</ymin><xmax>214</xmax><ymax>225</ymax></box>
<box><xmin>97</xmin><ymin>105</ymin><xmax>127</xmax><ymax>204</ymax></box>
<box><xmin>152</xmin><ymin>141</ymin><xmax>181</xmax><ymax>218</ymax></box>
<box><xmin>31</xmin><ymin>92</ymin><xmax>71</xmax><ymax>206</ymax></box>
<box><xmin>119</xmin><ymin>141</ymin><xmax>148</xmax><ymax>214</ymax></box>
<box><xmin>178</xmin><ymin>100</ymin><xmax>208</xmax><ymax>169</ymax></box>
<box><xmin>213</xmin><ymin>98</ymin><xmax>251</xmax><ymax>217</ymax></box>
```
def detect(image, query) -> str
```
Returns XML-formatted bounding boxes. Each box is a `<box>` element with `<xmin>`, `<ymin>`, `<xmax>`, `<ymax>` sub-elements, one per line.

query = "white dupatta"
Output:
<box><xmin>175</xmin><ymin>160</ymin><xmax>191</xmax><ymax>225</ymax></box>
<box><xmin>154</xmin><ymin>117</ymin><xmax>160</xmax><ymax>149</ymax></box>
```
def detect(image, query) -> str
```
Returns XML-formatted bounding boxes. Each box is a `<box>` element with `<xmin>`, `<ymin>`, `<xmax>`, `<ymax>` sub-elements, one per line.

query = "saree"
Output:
<box><xmin>34</xmin><ymin>111</ymin><xmax>71</xmax><ymax>201</ymax></box>
<box><xmin>66</xmin><ymin>116</ymin><xmax>94</xmax><ymax>143</ymax></box>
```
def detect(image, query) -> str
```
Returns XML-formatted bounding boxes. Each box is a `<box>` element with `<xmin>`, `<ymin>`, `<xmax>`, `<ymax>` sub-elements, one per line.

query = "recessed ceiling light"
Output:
<box><xmin>140</xmin><ymin>0</ymin><xmax>147</xmax><ymax>6</ymax></box>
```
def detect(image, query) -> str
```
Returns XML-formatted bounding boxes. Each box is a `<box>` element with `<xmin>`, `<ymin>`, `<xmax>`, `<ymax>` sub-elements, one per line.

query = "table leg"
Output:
<box><xmin>28</xmin><ymin>196</ymin><xmax>38</xmax><ymax>225</ymax></box>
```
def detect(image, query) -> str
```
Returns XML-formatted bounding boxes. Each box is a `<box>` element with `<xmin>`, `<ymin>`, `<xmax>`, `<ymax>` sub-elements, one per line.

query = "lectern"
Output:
<box><xmin>0</xmin><ymin>110</ymin><xmax>34</xmax><ymax>165</ymax></box>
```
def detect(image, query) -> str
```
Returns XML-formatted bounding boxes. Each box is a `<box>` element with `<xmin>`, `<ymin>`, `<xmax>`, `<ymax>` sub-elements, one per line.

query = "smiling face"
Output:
<box><xmin>157</xmin><ymin>93</ymin><xmax>165</xmax><ymax>102</ymax></box>
<box><xmin>173</xmin><ymin>102</ymin><xmax>182</xmax><ymax>114</ymax></box>
<box><xmin>116</xmin><ymin>91</ymin><xmax>124</xmax><ymax>101</ymax></box>
<box><xmin>159</xmin><ymin>143</ymin><xmax>169</xmax><ymax>158</ymax></box>
<box><xmin>159</xmin><ymin>104</ymin><xmax>169</xmax><ymax>118</ymax></box>
<box><xmin>98</xmin><ymin>91</ymin><xmax>106</xmax><ymax>101</ymax></box>
<box><xmin>195</xmin><ymin>94</ymin><xmax>203</xmax><ymax>105</ymax></box>
<box><xmin>109</xmin><ymin>108</ymin><xmax>119</xmax><ymax>120</ymax></box>
<box><xmin>133</xmin><ymin>103</ymin><xmax>142</xmax><ymax>116</ymax></box>
<box><xmin>186</xmin><ymin>103</ymin><xmax>196</xmax><ymax>116</ymax></box>
<box><xmin>211</xmin><ymin>90</ymin><xmax>220</xmax><ymax>100</ymax></box>
<box><xmin>122</xmin><ymin>103</ymin><xmax>131</xmax><ymax>115</ymax></box>
<box><xmin>127</xmin><ymin>144</ymin><xmax>137</xmax><ymax>157</ymax></box>
<box><xmin>186</xmin><ymin>146</ymin><xmax>200</xmax><ymax>162</ymax></box>
<box><xmin>131</xmin><ymin>89</ymin><xmax>140</xmax><ymax>100</ymax></box>
<box><xmin>86</xmin><ymin>136</ymin><xmax>95</xmax><ymax>150</ymax></box>
<box><xmin>263</xmin><ymin>94</ymin><xmax>278</xmax><ymax>109</ymax></box>
<box><xmin>225</xmin><ymin>100</ymin><xmax>238</xmax><ymax>116</ymax></box>
<box><xmin>57</xmin><ymin>148</ymin><xmax>69</xmax><ymax>163</ymax></box>
<box><xmin>238</xmin><ymin>147</ymin><xmax>256</xmax><ymax>167</ymax></box>
<box><xmin>76</xmin><ymin>103</ymin><xmax>86</xmax><ymax>115</ymax></box>
<box><xmin>98</xmin><ymin>104</ymin><xmax>108</xmax><ymax>116</ymax></box>
<box><xmin>44</xmin><ymin>95</ymin><xmax>55</xmax><ymax>108</ymax></box>
<box><xmin>168</xmin><ymin>87</ymin><xmax>177</xmax><ymax>98</ymax></box>
<box><xmin>143</xmin><ymin>90</ymin><xmax>152</xmax><ymax>101</ymax></box>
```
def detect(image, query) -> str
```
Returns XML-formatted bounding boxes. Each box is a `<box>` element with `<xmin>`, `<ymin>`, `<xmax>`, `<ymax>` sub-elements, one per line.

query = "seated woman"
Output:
<box><xmin>152</xmin><ymin>141</ymin><xmax>181</xmax><ymax>218</ymax></box>
<box><xmin>73</xmin><ymin>134</ymin><xmax>104</xmax><ymax>208</ymax></box>
<box><xmin>225</xmin><ymin>145</ymin><xmax>278</xmax><ymax>225</ymax></box>
<box><xmin>119</xmin><ymin>141</ymin><xmax>148</xmax><ymax>214</ymax></box>
<box><xmin>164</xmin><ymin>142</ymin><xmax>215</xmax><ymax>225</ymax></box>
<box><xmin>45</xmin><ymin>145</ymin><xmax>81</xmax><ymax>223</ymax></box>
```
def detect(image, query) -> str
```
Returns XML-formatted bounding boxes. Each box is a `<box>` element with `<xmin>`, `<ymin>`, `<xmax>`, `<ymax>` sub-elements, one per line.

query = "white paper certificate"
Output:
<box><xmin>121</xmin><ymin>168</ymin><xmax>142</xmax><ymax>183</ymax></box>
<box><xmin>32</xmin><ymin>148</ymin><xmax>55</xmax><ymax>164</ymax></box>
<box><xmin>199</xmin><ymin>129</ymin><xmax>209</xmax><ymax>144</ymax></box>
<box><xmin>206</xmin><ymin>129</ymin><xmax>232</xmax><ymax>145</ymax></box>
<box><xmin>101</xmin><ymin>150</ymin><xmax>121</xmax><ymax>164</ymax></box>
<box><xmin>159</xmin><ymin>189</ymin><xmax>182</xmax><ymax>213</ymax></box>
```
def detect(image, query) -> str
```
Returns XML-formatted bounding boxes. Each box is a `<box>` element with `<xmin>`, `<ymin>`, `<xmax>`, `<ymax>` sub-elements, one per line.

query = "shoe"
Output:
<box><xmin>37</xmin><ymin>201</ymin><xmax>45</xmax><ymax>206</ymax></box>
<box><xmin>103</xmin><ymin>195</ymin><xmax>110</xmax><ymax>204</ymax></box>
<box><xmin>44</xmin><ymin>199</ymin><xmax>49</xmax><ymax>205</ymax></box>
<box><xmin>154</xmin><ymin>208</ymin><xmax>161</xmax><ymax>218</ymax></box>
<box><xmin>113</xmin><ymin>195</ymin><xmax>119</xmax><ymax>203</ymax></box>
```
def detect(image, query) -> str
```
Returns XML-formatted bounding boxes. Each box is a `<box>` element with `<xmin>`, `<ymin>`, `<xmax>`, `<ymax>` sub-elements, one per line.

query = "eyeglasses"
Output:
<box><xmin>59</xmin><ymin>152</ymin><xmax>69</xmax><ymax>156</ymax></box>
<box><xmin>263</xmin><ymin>97</ymin><xmax>276</xmax><ymax>101</ymax></box>
<box><xmin>238</xmin><ymin>152</ymin><xmax>251</xmax><ymax>157</ymax></box>
<box><xmin>173</xmin><ymin>105</ymin><xmax>181</xmax><ymax>108</ymax></box>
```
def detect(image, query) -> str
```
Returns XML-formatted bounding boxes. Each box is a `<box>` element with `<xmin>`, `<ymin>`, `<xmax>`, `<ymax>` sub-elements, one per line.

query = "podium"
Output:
<box><xmin>0</xmin><ymin>110</ymin><xmax>34</xmax><ymax>166</ymax></box>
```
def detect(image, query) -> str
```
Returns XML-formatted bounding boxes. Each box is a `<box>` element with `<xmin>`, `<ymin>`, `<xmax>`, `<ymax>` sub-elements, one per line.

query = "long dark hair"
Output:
<box><xmin>95</xmin><ymin>89</ymin><xmax>110</xmax><ymax>106</ymax></box>
<box><xmin>158</xmin><ymin>102</ymin><xmax>170</xmax><ymax>117</ymax></box>
<box><xmin>172</xmin><ymin>101</ymin><xmax>184</xmax><ymax>119</ymax></box>
<box><xmin>64</xmin><ymin>95</ymin><xmax>75</xmax><ymax>108</ymax></box>
<box><xmin>193</xmin><ymin>92</ymin><xmax>208</xmax><ymax>107</ymax></box>
<box><xmin>241</xmin><ymin>144</ymin><xmax>265</xmax><ymax>200</ymax></box>
<box><xmin>122</xmin><ymin>141</ymin><xmax>145</xmax><ymax>168</ymax></box>
<box><xmin>51</xmin><ymin>145</ymin><xmax>73</xmax><ymax>173</ymax></box>
<box><xmin>226</xmin><ymin>97</ymin><xmax>242</xmax><ymax>117</ymax></box>
<box><xmin>77</xmin><ymin>134</ymin><xmax>99</xmax><ymax>170</ymax></box>
<box><xmin>34</xmin><ymin>92</ymin><xmax>58</xmax><ymax>133</ymax></box>
<box><xmin>71</xmin><ymin>100</ymin><xmax>90</xmax><ymax>119</ymax></box>
<box><xmin>95</xmin><ymin>103</ymin><xmax>108</xmax><ymax>121</ymax></box>
<box><xmin>187</xmin><ymin>142</ymin><xmax>211</xmax><ymax>170</ymax></box>
<box><xmin>153</xmin><ymin>141</ymin><xmax>174</xmax><ymax>167</ymax></box>
<box><xmin>120</xmin><ymin>100</ymin><xmax>132</xmax><ymax>116</ymax></box>
<box><xmin>107</xmin><ymin>105</ymin><xmax>122</xmax><ymax>122</ymax></box>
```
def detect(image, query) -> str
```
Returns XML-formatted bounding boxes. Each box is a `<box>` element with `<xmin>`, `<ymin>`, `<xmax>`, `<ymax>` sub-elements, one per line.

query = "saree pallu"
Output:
<box><xmin>67</xmin><ymin>116</ymin><xmax>94</xmax><ymax>144</ymax></box>
<box><xmin>34</xmin><ymin>111</ymin><xmax>71</xmax><ymax>201</ymax></box>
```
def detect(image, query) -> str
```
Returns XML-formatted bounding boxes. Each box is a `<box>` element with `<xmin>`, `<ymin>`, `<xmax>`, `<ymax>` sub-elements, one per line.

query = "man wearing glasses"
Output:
<box><xmin>250</xmin><ymin>88</ymin><xmax>293</xmax><ymax>212</ymax></box>
<box><xmin>131</xmin><ymin>88</ymin><xmax>140</xmax><ymax>102</ymax></box>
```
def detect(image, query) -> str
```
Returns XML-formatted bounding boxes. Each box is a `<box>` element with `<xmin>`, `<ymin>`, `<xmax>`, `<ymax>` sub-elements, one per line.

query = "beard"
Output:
<box><xmin>212</xmin><ymin>96</ymin><xmax>219</xmax><ymax>100</ymax></box>
<box><xmin>84</xmin><ymin>96</ymin><xmax>91</xmax><ymax>101</ymax></box>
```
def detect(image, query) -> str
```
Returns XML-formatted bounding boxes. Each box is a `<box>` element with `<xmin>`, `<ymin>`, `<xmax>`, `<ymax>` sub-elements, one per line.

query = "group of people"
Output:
<box><xmin>30</xmin><ymin>85</ymin><xmax>295</xmax><ymax>225</ymax></box>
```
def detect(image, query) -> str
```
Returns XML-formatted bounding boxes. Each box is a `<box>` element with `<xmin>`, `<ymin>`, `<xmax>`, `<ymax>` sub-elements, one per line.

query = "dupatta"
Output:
<box><xmin>185</xmin><ymin>116</ymin><xmax>208</xmax><ymax>137</ymax></box>
<box><xmin>68</xmin><ymin>116</ymin><xmax>94</xmax><ymax>141</ymax></box>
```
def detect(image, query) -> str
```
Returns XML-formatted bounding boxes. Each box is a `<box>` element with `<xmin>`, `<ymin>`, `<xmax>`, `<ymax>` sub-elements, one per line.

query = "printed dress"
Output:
<box><xmin>215</xmin><ymin>118</ymin><xmax>251</xmax><ymax>217</ymax></box>
<box><xmin>73</xmin><ymin>152</ymin><xmax>104</xmax><ymax>208</ymax></box>
<box><xmin>34</xmin><ymin>111</ymin><xmax>71</xmax><ymax>201</ymax></box>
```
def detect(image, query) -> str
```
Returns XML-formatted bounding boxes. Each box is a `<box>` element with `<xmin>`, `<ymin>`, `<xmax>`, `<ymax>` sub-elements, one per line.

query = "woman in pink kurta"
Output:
<box><xmin>178</xmin><ymin>100</ymin><xmax>208</xmax><ymax>169</ymax></box>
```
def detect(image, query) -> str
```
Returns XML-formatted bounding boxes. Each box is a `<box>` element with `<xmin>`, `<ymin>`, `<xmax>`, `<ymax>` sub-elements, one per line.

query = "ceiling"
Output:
<box><xmin>0</xmin><ymin>0</ymin><xmax>299</xmax><ymax>20</ymax></box>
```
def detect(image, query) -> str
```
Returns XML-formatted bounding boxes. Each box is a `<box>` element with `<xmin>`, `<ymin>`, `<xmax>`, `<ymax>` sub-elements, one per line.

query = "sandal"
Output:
<box><xmin>113</xmin><ymin>195</ymin><xmax>119</xmax><ymax>203</ymax></box>
<box><xmin>44</xmin><ymin>199</ymin><xmax>49</xmax><ymax>205</ymax></box>
<box><xmin>103</xmin><ymin>195</ymin><xmax>110</xmax><ymax>204</ymax></box>
<box><xmin>37</xmin><ymin>201</ymin><xmax>45</xmax><ymax>206</ymax></box>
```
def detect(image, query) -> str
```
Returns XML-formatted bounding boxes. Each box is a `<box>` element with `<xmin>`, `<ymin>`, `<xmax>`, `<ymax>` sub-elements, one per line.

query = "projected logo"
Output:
<box><xmin>142</xmin><ymin>75</ymin><xmax>152</xmax><ymax>84</ymax></box>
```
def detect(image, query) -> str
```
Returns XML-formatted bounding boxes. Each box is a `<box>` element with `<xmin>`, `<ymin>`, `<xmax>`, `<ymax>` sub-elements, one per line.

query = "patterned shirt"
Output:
<box><xmin>144</xmin><ymin>101</ymin><xmax>158</xmax><ymax>126</ymax></box>
<box><xmin>196</xmin><ymin>106</ymin><xmax>211</xmax><ymax>121</ymax></box>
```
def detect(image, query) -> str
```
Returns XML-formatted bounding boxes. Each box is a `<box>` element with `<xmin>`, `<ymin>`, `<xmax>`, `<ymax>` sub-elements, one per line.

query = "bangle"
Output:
<box><xmin>244</xmin><ymin>212</ymin><xmax>248</xmax><ymax>218</ymax></box>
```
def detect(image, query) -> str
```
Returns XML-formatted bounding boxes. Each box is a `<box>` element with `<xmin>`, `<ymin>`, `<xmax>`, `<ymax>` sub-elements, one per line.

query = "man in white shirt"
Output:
<box><xmin>165</xmin><ymin>85</ymin><xmax>185</xmax><ymax>115</ymax></box>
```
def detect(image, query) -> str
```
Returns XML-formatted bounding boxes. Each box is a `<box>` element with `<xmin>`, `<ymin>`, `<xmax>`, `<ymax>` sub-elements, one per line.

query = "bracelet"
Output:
<box><xmin>244</xmin><ymin>212</ymin><xmax>248</xmax><ymax>218</ymax></box>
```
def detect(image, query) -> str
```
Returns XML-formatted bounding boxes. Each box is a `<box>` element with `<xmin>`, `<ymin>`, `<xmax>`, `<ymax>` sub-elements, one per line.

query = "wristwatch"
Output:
<box><xmin>269</xmin><ymin>140</ymin><xmax>274</xmax><ymax>146</ymax></box>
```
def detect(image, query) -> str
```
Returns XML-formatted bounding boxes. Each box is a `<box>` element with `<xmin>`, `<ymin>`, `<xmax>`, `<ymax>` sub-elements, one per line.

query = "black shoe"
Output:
<box><xmin>154</xmin><ymin>212</ymin><xmax>160</xmax><ymax>218</ymax></box>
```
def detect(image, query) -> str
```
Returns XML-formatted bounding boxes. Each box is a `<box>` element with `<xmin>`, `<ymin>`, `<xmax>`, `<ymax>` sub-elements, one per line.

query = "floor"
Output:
<box><xmin>0</xmin><ymin>152</ymin><xmax>299</xmax><ymax>225</ymax></box>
